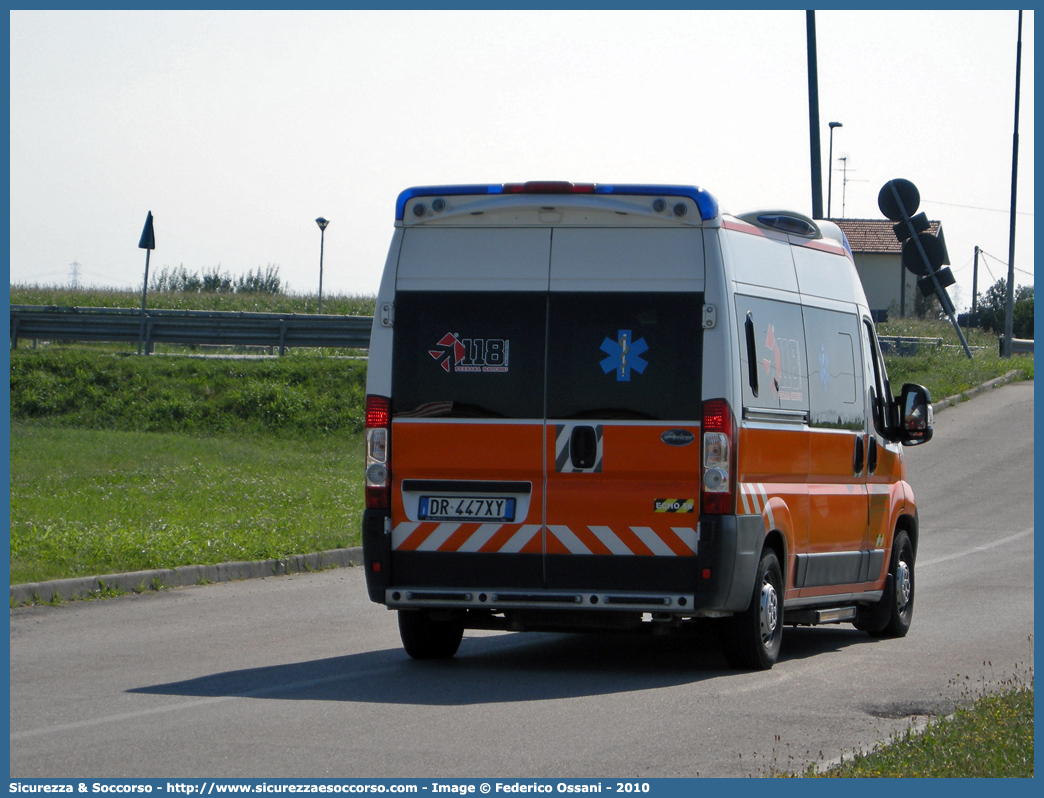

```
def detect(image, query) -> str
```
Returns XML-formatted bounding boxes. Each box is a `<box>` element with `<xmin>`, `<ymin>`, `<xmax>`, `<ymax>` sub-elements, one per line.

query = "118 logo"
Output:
<box><xmin>430</xmin><ymin>333</ymin><xmax>510</xmax><ymax>373</ymax></box>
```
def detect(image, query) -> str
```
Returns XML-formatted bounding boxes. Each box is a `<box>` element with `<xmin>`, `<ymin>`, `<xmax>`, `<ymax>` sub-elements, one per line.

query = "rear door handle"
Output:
<box><xmin>853</xmin><ymin>434</ymin><xmax>865</xmax><ymax>476</ymax></box>
<box><xmin>570</xmin><ymin>425</ymin><xmax>598</xmax><ymax>470</ymax></box>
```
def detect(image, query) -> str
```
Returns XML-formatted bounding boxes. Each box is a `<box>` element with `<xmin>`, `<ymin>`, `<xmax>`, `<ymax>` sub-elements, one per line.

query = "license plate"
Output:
<box><xmin>418</xmin><ymin>496</ymin><xmax>516</xmax><ymax>523</ymax></box>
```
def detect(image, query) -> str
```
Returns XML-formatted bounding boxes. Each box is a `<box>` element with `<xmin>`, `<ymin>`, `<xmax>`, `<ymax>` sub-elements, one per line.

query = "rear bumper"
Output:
<box><xmin>362</xmin><ymin>508</ymin><xmax>392</xmax><ymax>603</ymax></box>
<box><xmin>362</xmin><ymin>509</ymin><xmax>763</xmax><ymax>615</ymax></box>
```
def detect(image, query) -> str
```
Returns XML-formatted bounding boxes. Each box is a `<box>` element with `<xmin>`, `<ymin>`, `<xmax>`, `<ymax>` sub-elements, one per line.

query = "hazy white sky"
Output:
<box><xmin>8</xmin><ymin>9</ymin><xmax>1034</xmax><ymax>312</ymax></box>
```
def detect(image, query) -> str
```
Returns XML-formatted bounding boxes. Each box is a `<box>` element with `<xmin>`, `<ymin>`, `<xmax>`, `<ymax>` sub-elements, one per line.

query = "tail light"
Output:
<box><xmin>365</xmin><ymin>395</ymin><xmax>391</xmax><ymax>509</ymax></box>
<box><xmin>701</xmin><ymin>399</ymin><xmax>735</xmax><ymax>515</ymax></box>
<box><xmin>502</xmin><ymin>181</ymin><xmax>596</xmax><ymax>194</ymax></box>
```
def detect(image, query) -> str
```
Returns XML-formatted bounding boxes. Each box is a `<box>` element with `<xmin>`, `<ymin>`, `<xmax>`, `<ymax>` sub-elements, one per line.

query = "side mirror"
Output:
<box><xmin>898</xmin><ymin>383</ymin><xmax>933</xmax><ymax>445</ymax></box>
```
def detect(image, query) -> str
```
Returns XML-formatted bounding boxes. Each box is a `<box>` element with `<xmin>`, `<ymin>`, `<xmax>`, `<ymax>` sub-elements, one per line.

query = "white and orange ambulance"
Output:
<box><xmin>362</xmin><ymin>181</ymin><xmax>933</xmax><ymax>670</ymax></box>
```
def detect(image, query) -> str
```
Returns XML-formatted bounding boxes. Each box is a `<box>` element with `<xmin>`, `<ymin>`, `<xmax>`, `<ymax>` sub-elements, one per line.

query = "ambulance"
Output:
<box><xmin>362</xmin><ymin>181</ymin><xmax>933</xmax><ymax>670</ymax></box>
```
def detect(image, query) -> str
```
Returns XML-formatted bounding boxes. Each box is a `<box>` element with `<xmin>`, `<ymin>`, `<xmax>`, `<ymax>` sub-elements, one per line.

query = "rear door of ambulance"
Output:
<box><xmin>543</xmin><ymin>227</ymin><xmax>705</xmax><ymax>594</ymax></box>
<box><xmin>388</xmin><ymin>227</ymin><xmax>549</xmax><ymax>591</ymax></box>
<box><xmin>387</xmin><ymin>204</ymin><xmax>706</xmax><ymax>596</ymax></box>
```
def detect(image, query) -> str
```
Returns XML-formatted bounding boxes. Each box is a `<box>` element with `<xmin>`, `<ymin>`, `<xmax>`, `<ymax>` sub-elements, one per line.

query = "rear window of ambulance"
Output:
<box><xmin>546</xmin><ymin>292</ymin><xmax>702</xmax><ymax>421</ymax></box>
<box><xmin>392</xmin><ymin>291</ymin><xmax>546</xmax><ymax>419</ymax></box>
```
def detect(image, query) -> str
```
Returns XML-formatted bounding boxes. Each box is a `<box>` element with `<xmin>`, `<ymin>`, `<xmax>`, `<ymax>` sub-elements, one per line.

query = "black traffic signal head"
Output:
<box><xmin>878</xmin><ymin>178</ymin><xmax>920</xmax><ymax>222</ymax></box>
<box><xmin>878</xmin><ymin>178</ymin><xmax>952</xmax><ymax>305</ymax></box>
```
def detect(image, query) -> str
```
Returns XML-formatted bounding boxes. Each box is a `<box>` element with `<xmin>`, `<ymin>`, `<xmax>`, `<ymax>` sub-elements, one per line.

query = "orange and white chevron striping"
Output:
<box><xmin>393</xmin><ymin>523</ymin><xmax>543</xmax><ymax>553</ymax></box>
<box><xmin>547</xmin><ymin>525</ymin><xmax>698</xmax><ymax>556</ymax></box>
<box><xmin>739</xmin><ymin>482</ymin><xmax>776</xmax><ymax>528</ymax></box>
<box><xmin>392</xmin><ymin>523</ymin><xmax>698</xmax><ymax>556</ymax></box>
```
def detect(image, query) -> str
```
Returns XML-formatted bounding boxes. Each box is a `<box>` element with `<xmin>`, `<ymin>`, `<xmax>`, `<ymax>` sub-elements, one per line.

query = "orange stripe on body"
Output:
<box><xmin>518</xmin><ymin>529</ymin><xmax>544</xmax><ymax>554</ymax></box>
<box><xmin>476</xmin><ymin>526</ymin><xmax>521</xmax><ymax>553</ymax></box>
<box><xmin>610</xmin><ymin>526</ymin><xmax>656</xmax><ymax>556</ymax></box>
<box><xmin>659</xmin><ymin>528</ymin><xmax>697</xmax><ymax>556</ymax></box>
<box><xmin>569</xmin><ymin>526</ymin><xmax>614</xmax><ymax>555</ymax></box>
<box><xmin>437</xmin><ymin>524</ymin><xmax>482</xmax><ymax>552</ymax></box>
<box><xmin>396</xmin><ymin>523</ymin><xmax>437</xmax><ymax>552</ymax></box>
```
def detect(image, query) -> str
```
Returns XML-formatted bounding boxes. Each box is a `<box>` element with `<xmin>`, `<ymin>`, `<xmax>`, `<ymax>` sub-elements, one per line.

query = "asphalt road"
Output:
<box><xmin>9</xmin><ymin>380</ymin><xmax>1034</xmax><ymax>778</ymax></box>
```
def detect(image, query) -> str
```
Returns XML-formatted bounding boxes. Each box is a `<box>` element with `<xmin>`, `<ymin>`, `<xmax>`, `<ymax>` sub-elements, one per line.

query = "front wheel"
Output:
<box><xmin>870</xmin><ymin>530</ymin><xmax>915</xmax><ymax>638</ymax></box>
<box><xmin>397</xmin><ymin>609</ymin><xmax>465</xmax><ymax>660</ymax></box>
<box><xmin>722</xmin><ymin>549</ymin><xmax>783</xmax><ymax>670</ymax></box>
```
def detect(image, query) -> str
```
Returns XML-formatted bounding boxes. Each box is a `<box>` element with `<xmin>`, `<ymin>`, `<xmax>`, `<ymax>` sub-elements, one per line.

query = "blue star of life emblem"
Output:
<box><xmin>600</xmin><ymin>329</ymin><xmax>648</xmax><ymax>382</ymax></box>
<box><xmin>818</xmin><ymin>345</ymin><xmax>830</xmax><ymax>390</ymax></box>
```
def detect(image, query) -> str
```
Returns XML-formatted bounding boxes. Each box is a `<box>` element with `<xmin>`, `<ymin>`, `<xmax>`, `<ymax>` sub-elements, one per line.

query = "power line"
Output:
<box><xmin>978</xmin><ymin>249</ymin><xmax>1034</xmax><ymax>282</ymax></box>
<box><xmin>923</xmin><ymin>199</ymin><xmax>1034</xmax><ymax>216</ymax></box>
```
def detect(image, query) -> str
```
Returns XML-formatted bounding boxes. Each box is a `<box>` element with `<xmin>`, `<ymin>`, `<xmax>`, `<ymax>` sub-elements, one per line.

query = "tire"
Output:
<box><xmin>869</xmin><ymin>530</ymin><xmax>915</xmax><ymax>638</ymax></box>
<box><xmin>722</xmin><ymin>549</ymin><xmax>784</xmax><ymax>670</ymax></box>
<box><xmin>397</xmin><ymin>609</ymin><xmax>465</xmax><ymax>660</ymax></box>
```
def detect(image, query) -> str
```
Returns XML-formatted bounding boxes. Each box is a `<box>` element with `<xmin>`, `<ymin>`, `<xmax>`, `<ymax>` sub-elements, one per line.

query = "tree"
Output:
<box><xmin>977</xmin><ymin>279</ymin><xmax>1034</xmax><ymax>339</ymax></box>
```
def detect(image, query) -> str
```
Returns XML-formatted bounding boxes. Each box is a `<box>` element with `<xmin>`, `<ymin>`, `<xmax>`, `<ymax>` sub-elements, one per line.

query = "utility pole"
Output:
<box><xmin>806</xmin><ymin>11</ymin><xmax>824</xmax><ymax>219</ymax></box>
<box><xmin>827</xmin><ymin>121</ymin><xmax>842</xmax><ymax>218</ymax></box>
<box><xmin>971</xmin><ymin>246</ymin><xmax>980</xmax><ymax>318</ymax></box>
<box><xmin>315</xmin><ymin>217</ymin><xmax>329</xmax><ymax>314</ymax></box>
<box><xmin>840</xmin><ymin>157</ymin><xmax>848</xmax><ymax>218</ymax></box>
<box><xmin>1002</xmin><ymin>10</ymin><xmax>1023</xmax><ymax>357</ymax></box>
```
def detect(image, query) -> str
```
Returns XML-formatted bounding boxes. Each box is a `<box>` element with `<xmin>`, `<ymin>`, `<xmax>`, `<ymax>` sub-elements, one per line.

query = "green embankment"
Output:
<box><xmin>11</xmin><ymin>348</ymin><xmax>367</xmax><ymax>438</ymax></box>
<box><xmin>10</xmin><ymin>349</ymin><xmax>368</xmax><ymax>584</ymax></box>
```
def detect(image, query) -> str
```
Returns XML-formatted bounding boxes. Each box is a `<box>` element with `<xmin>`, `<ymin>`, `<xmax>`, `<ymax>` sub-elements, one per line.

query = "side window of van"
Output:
<box><xmin>861</xmin><ymin>318</ymin><xmax>894</xmax><ymax>437</ymax></box>
<box><xmin>803</xmin><ymin>307</ymin><xmax>864</xmax><ymax>430</ymax></box>
<box><xmin>735</xmin><ymin>295</ymin><xmax>808</xmax><ymax>415</ymax></box>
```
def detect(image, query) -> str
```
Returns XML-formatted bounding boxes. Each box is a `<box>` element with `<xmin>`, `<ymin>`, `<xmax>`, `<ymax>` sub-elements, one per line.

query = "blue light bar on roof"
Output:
<box><xmin>395</xmin><ymin>183</ymin><xmax>719</xmax><ymax>221</ymax></box>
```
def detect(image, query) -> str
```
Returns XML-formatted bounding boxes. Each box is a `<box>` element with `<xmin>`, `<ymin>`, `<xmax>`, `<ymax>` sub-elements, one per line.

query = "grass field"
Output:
<box><xmin>10</xmin><ymin>423</ymin><xmax>363</xmax><ymax>585</ymax></box>
<box><xmin>798</xmin><ymin>678</ymin><xmax>1034</xmax><ymax>778</ymax></box>
<box><xmin>877</xmin><ymin>316</ymin><xmax>1034</xmax><ymax>400</ymax></box>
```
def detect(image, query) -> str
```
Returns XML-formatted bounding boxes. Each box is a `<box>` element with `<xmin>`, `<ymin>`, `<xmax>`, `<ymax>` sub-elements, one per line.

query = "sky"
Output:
<box><xmin>7</xmin><ymin>9</ymin><xmax>1035</xmax><ymax>313</ymax></box>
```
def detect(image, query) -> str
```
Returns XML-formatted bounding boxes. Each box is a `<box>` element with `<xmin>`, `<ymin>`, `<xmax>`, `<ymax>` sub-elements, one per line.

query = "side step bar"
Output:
<box><xmin>785</xmin><ymin>606</ymin><xmax>858</xmax><ymax>626</ymax></box>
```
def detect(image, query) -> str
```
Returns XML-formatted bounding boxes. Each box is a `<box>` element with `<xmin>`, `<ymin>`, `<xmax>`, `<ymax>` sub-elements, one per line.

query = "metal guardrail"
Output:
<box><xmin>10</xmin><ymin>305</ymin><xmax>373</xmax><ymax>355</ymax></box>
<box><xmin>1006</xmin><ymin>338</ymin><xmax>1034</xmax><ymax>355</ymax></box>
<box><xmin>876</xmin><ymin>335</ymin><xmax>943</xmax><ymax>356</ymax></box>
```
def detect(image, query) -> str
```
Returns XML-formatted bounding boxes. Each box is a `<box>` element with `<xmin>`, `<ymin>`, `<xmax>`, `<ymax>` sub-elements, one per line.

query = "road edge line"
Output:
<box><xmin>10</xmin><ymin>547</ymin><xmax>363</xmax><ymax>606</ymax></box>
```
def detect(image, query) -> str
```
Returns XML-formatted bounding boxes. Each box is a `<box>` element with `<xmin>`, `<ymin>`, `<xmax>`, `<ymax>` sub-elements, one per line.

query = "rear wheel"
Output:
<box><xmin>397</xmin><ymin>609</ymin><xmax>465</xmax><ymax>659</ymax></box>
<box><xmin>722</xmin><ymin>549</ymin><xmax>783</xmax><ymax>670</ymax></box>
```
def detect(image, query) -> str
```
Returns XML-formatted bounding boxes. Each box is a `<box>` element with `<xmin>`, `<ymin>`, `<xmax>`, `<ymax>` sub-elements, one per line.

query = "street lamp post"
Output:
<box><xmin>315</xmin><ymin>217</ymin><xmax>329</xmax><ymax>314</ymax></box>
<box><xmin>827</xmin><ymin>121</ymin><xmax>842</xmax><ymax>219</ymax></box>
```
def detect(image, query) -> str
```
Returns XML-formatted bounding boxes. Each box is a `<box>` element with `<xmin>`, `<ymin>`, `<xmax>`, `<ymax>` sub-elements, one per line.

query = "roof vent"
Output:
<box><xmin>739</xmin><ymin>211</ymin><xmax>820</xmax><ymax>238</ymax></box>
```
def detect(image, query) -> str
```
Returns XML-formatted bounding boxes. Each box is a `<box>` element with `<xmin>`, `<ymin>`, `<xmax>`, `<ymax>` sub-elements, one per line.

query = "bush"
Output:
<box><xmin>149</xmin><ymin>264</ymin><xmax>282</xmax><ymax>295</ymax></box>
<box><xmin>976</xmin><ymin>279</ymin><xmax>1033</xmax><ymax>339</ymax></box>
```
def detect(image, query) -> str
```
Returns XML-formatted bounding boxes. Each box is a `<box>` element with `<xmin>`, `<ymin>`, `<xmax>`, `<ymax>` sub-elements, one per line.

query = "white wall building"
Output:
<box><xmin>833</xmin><ymin>218</ymin><xmax>946</xmax><ymax>319</ymax></box>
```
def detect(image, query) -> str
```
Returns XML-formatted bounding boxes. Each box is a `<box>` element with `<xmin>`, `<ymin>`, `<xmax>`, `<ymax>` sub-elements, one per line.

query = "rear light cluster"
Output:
<box><xmin>365</xmin><ymin>395</ymin><xmax>391</xmax><ymax>509</ymax></box>
<box><xmin>503</xmin><ymin>181</ymin><xmax>596</xmax><ymax>194</ymax></box>
<box><xmin>701</xmin><ymin>399</ymin><xmax>735</xmax><ymax>515</ymax></box>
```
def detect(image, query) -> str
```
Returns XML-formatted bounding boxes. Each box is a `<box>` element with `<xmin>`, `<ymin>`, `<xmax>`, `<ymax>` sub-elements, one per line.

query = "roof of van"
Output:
<box><xmin>395</xmin><ymin>182</ymin><xmax>720</xmax><ymax>222</ymax></box>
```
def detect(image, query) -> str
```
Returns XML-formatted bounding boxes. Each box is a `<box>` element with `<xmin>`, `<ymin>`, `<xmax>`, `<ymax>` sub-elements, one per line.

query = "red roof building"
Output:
<box><xmin>831</xmin><ymin>218</ymin><xmax>947</xmax><ymax>318</ymax></box>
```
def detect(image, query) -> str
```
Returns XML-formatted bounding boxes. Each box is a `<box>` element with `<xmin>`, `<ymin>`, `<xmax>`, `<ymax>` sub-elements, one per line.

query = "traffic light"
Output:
<box><xmin>878</xmin><ymin>179</ymin><xmax>955</xmax><ymax>314</ymax></box>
